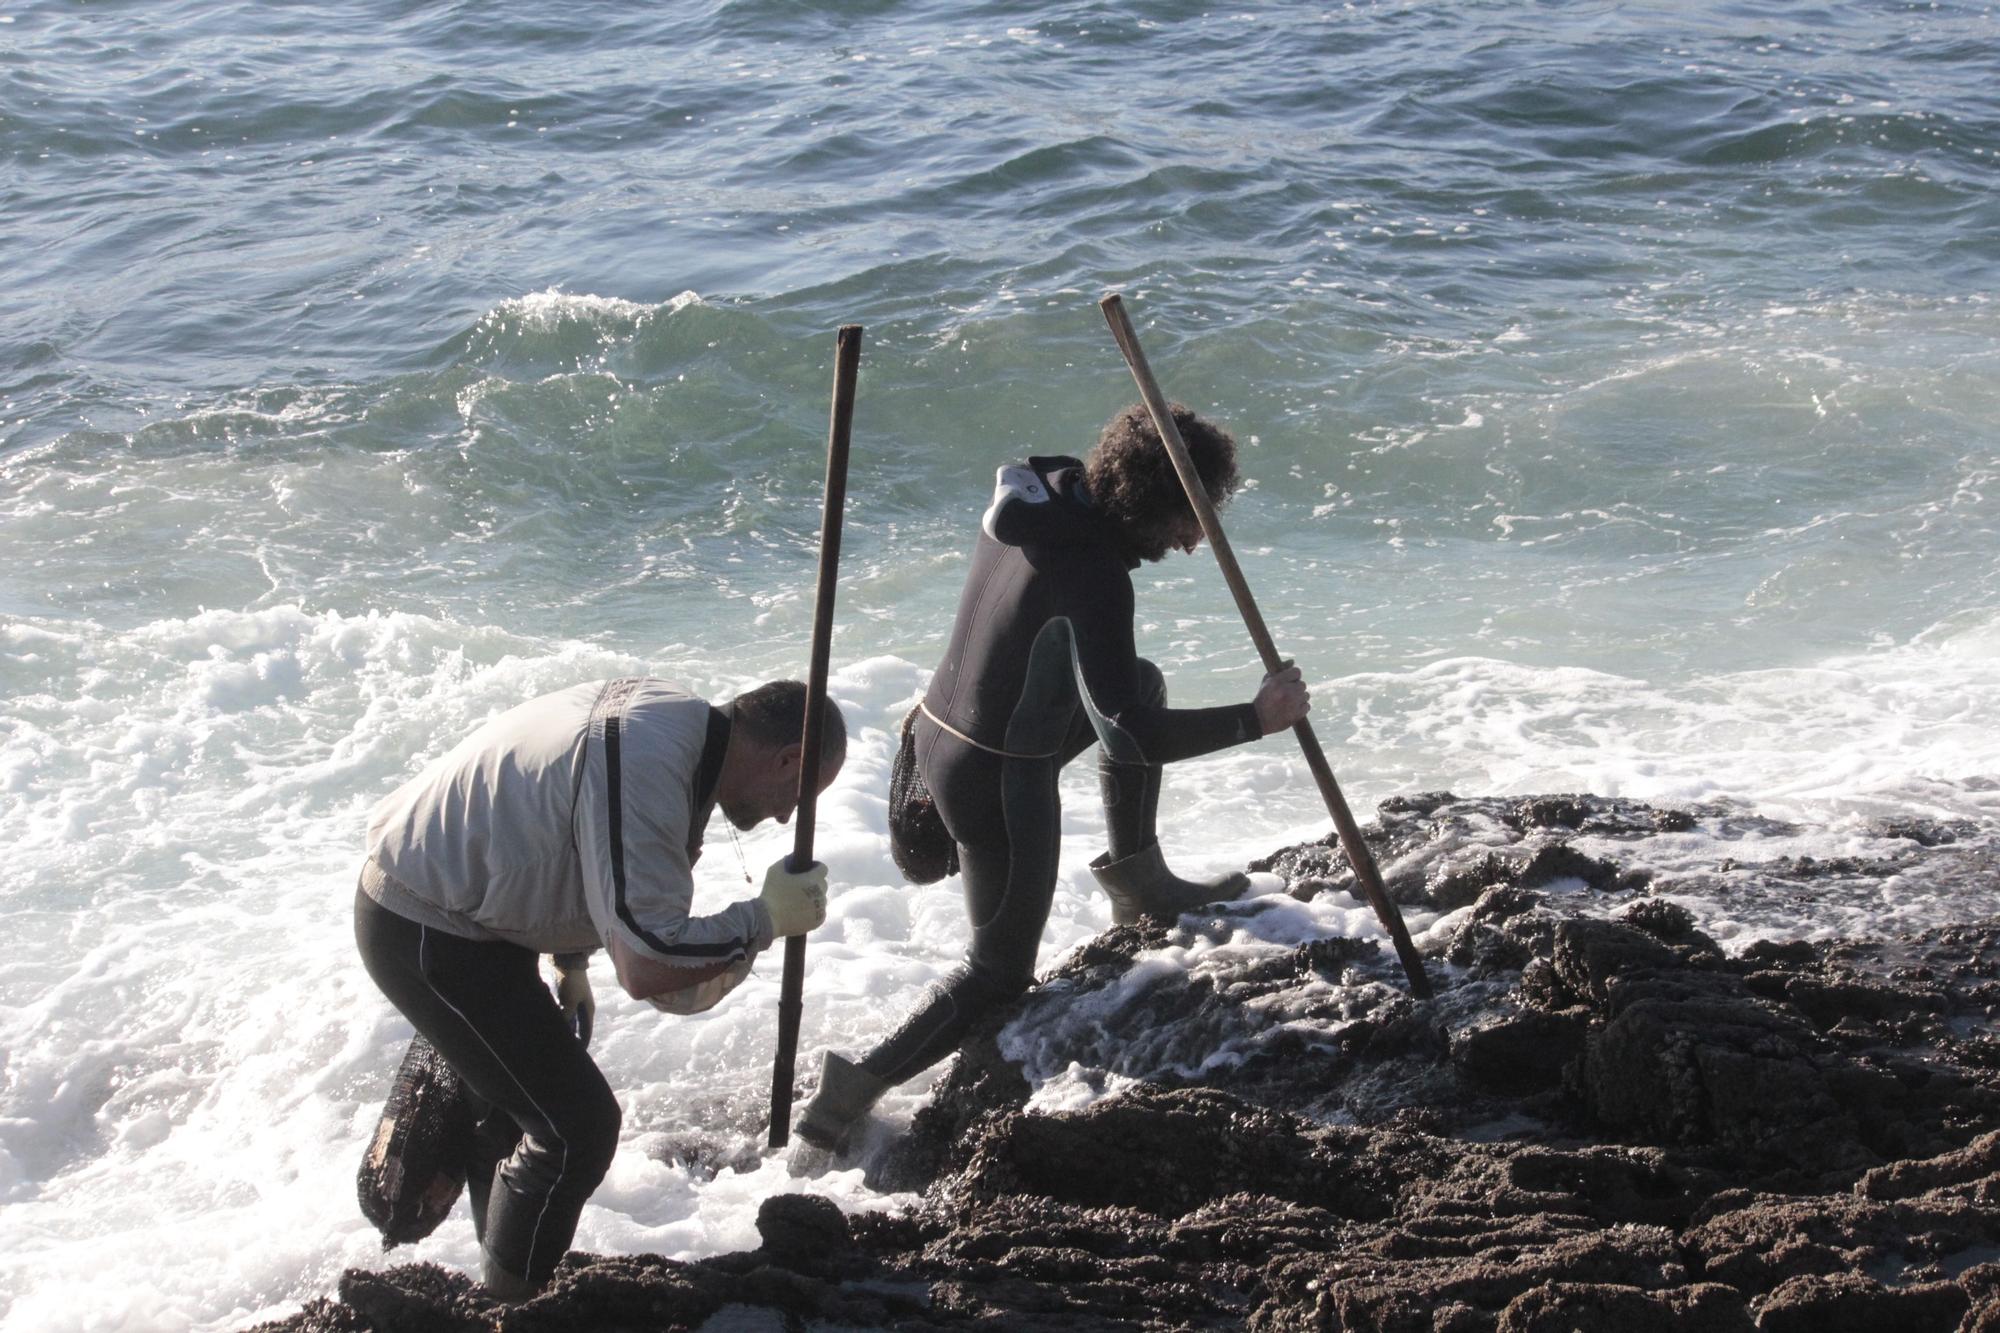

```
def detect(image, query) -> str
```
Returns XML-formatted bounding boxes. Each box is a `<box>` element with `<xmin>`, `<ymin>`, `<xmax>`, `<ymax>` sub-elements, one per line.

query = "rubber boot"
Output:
<box><xmin>794</xmin><ymin>1051</ymin><xmax>891</xmax><ymax>1152</ymax></box>
<box><xmin>1090</xmin><ymin>843</ymin><xmax>1250</xmax><ymax>926</ymax></box>
<box><xmin>480</xmin><ymin>1249</ymin><xmax>541</xmax><ymax>1305</ymax></box>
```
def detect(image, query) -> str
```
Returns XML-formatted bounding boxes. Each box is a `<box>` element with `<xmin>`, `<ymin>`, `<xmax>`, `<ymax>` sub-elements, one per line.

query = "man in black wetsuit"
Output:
<box><xmin>796</xmin><ymin>402</ymin><xmax>1310</xmax><ymax>1150</ymax></box>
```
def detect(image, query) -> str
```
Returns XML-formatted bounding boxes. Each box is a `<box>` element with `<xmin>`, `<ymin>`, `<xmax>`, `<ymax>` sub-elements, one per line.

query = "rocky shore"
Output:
<box><xmin>257</xmin><ymin>793</ymin><xmax>2000</xmax><ymax>1332</ymax></box>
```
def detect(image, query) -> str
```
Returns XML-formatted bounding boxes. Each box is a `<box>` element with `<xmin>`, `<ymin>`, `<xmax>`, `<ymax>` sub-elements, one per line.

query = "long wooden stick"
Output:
<box><xmin>1098</xmin><ymin>294</ymin><xmax>1431</xmax><ymax>998</ymax></box>
<box><xmin>769</xmin><ymin>324</ymin><xmax>862</xmax><ymax>1148</ymax></box>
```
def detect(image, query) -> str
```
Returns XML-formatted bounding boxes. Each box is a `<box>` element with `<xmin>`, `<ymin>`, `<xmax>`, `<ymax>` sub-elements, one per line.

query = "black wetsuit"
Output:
<box><xmin>859</xmin><ymin>456</ymin><xmax>1261</xmax><ymax>1085</ymax></box>
<box><xmin>353</xmin><ymin>684</ymin><xmax>741</xmax><ymax>1287</ymax></box>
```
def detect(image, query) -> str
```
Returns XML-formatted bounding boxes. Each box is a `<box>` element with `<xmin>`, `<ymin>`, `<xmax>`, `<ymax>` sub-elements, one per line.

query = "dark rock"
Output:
<box><xmin>1520</xmin><ymin>956</ymin><xmax>1576</xmax><ymax>1011</ymax></box>
<box><xmin>1866</xmin><ymin>816</ymin><xmax>1973</xmax><ymax>848</ymax></box>
<box><xmin>1742</xmin><ymin>938</ymin><xmax>1818</xmax><ymax>969</ymax></box>
<box><xmin>755</xmin><ymin>1192</ymin><xmax>849</xmax><ymax>1270</ymax></box>
<box><xmin>1686</xmin><ymin>1188</ymin><xmax>1996</xmax><ymax>1295</ymax></box>
<box><xmin>1471</xmin><ymin>884</ymin><xmax>1546</xmax><ymax>924</ymax></box>
<box><xmin>336</xmin><ymin>1264</ymin><xmax>491</xmax><ymax>1333</ymax></box>
<box><xmin>1248</xmin><ymin>838</ymin><xmax>1345</xmax><ymax>895</ymax></box>
<box><xmin>1453</xmin><ymin>1010</ymin><xmax>1588</xmax><ymax>1095</ymax></box>
<box><xmin>1426</xmin><ymin>851</ymin><xmax>1522</xmax><ymax>910</ymax></box>
<box><xmin>253</xmin><ymin>793</ymin><xmax>2000</xmax><ymax>1333</ymax></box>
<box><xmin>1295</xmin><ymin>933</ymin><xmax>1384</xmax><ymax>979</ymax></box>
<box><xmin>1583</xmin><ymin>977</ymin><xmax>1861</xmax><ymax>1167</ymax></box>
<box><xmin>948</xmin><ymin>1086</ymin><xmax>1393</xmax><ymax>1222</ymax></box>
<box><xmin>1782</xmin><ymin>974</ymin><xmax>1946</xmax><ymax>1031</ymax></box>
<box><xmin>1753</xmin><ymin>1272</ymin><xmax>1969</xmax><ymax>1333</ymax></box>
<box><xmin>877</xmin><ymin>1017</ymin><xmax>1033</xmax><ymax>1194</ymax></box>
<box><xmin>1519</xmin><ymin>841</ymin><xmax>1622</xmax><ymax>892</ymax></box>
<box><xmin>1620</xmin><ymin>898</ymin><xmax>1695</xmax><ymax>942</ymax></box>
<box><xmin>1446</xmin><ymin>918</ymin><xmax>1534</xmax><ymax>974</ymax></box>
<box><xmin>1855</xmin><ymin>1129</ymin><xmax>2000</xmax><ymax>1201</ymax></box>
<box><xmin>1550</xmin><ymin>919</ymin><xmax>1683</xmax><ymax>1005</ymax></box>
<box><xmin>1515</xmin><ymin>796</ymin><xmax>1590</xmax><ymax>830</ymax></box>
<box><xmin>1495</xmin><ymin>1281</ymin><xmax>1754</xmax><ymax>1332</ymax></box>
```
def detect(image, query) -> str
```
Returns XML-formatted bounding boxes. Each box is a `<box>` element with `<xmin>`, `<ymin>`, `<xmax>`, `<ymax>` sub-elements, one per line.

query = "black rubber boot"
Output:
<box><xmin>795</xmin><ymin>1051</ymin><xmax>891</xmax><ymax>1152</ymax></box>
<box><xmin>1090</xmin><ymin>843</ymin><xmax>1250</xmax><ymax>926</ymax></box>
<box><xmin>480</xmin><ymin>1248</ymin><xmax>540</xmax><ymax>1305</ymax></box>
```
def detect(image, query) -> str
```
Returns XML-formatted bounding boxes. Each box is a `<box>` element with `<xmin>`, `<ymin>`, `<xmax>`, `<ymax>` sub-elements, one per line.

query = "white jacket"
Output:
<box><xmin>359</xmin><ymin>678</ymin><xmax>773</xmax><ymax>968</ymax></box>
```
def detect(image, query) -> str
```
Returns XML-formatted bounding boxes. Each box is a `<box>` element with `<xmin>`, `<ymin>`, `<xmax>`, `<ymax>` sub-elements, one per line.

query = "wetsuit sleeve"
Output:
<box><xmin>574</xmin><ymin>722</ymin><xmax>774</xmax><ymax>969</ymax></box>
<box><xmin>1068</xmin><ymin>569</ymin><xmax>1262</xmax><ymax>766</ymax></box>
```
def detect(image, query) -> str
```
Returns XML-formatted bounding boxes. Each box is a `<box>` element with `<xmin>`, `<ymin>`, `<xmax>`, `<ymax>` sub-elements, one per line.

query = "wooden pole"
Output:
<box><xmin>1098</xmin><ymin>294</ymin><xmax>1431</xmax><ymax>998</ymax></box>
<box><xmin>769</xmin><ymin>324</ymin><xmax>862</xmax><ymax>1147</ymax></box>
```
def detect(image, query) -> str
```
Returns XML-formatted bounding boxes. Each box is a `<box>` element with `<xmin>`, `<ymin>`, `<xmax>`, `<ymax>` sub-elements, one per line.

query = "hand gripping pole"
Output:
<box><xmin>770</xmin><ymin>324</ymin><xmax>862</xmax><ymax>1147</ymax></box>
<box><xmin>1098</xmin><ymin>294</ymin><xmax>1430</xmax><ymax>998</ymax></box>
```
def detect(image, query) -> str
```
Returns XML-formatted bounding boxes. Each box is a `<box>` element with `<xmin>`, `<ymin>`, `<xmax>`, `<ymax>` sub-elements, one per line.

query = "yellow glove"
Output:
<box><xmin>759</xmin><ymin>858</ymin><xmax>829</xmax><ymax>938</ymax></box>
<box><xmin>552</xmin><ymin>953</ymin><xmax>594</xmax><ymax>1047</ymax></box>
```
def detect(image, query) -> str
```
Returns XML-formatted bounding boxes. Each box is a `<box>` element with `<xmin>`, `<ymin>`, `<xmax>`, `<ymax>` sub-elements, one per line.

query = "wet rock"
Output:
<box><xmin>256</xmin><ymin>792</ymin><xmax>2000</xmax><ymax>1333</ymax></box>
<box><xmin>1519</xmin><ymin>956</ymin><xmax>1576</xmax><ymax>1012</ymax></box>
<box><xmin>1856</xmin><ymin>1129</ymin><xmax>2000</xmax><ymax>1202</ymax></box>
<box><xmin>1295</xmin><ymin>932</ymin><xmax>1385</xmax><ymax>979</ymax></box>
<box><xmin>1866</xmin><ymin>815</ymin><xmax>1975</xmax><ymax>847</ymax></box>
<box><xmin>1583</xmin><ymin>974</ymin><xmax>1860</xmax><ymax>1167</ymax></box>
<box><xmin>1686</xmin><ymin>1188</ymin><xmax>1998</xmax><ymax>1294</ymax></box>
<box><xmin>1426</xmin><ymin>850</ymin><xmax>1522</xmax><ymax>910</ymax></box>
<box><xmin>755</xmin><ymin>1192</ymin><xmax>849</xmax><ymax>1271</ymax></box>
<box><xmin>1471</xmin><ymin>884</ymin><xmax>1545</xmax><ymax>924</ymax></box>
<box><xmin>1446</xmin><ymin>918</ymin><xmax>1534</xmax><ymax>974</ymax></box>
<box><xmin>1619</xmin><ymin>897</ymin><xmax>1693</xmax><ymax>942</ymax></box>
<box><xmin>1518</xmin><ymin>840</ymin><xmax>1622</xmax><ymax>892</ymax></box>
<box><xmin>1452</xmin><ymin>1009</ymin><xmax>1588</xmax><ymax>1095</ymax></box>
<box><xmin>1495</xmin><ymin>1281</ymin><xmax>1753</xmax><ymax>1332</ymax></box>
<box><xmin>1752</xmin><ymin>1271</ymin><xmax>1969</xmax><ymax>1332</ymax></box>
<box><xmin>332</xmin><ymin>1264</ymin><xmax>490</xmax><ymax>1333</ymax></box>
<box><xmin>949</xmin><ymin>1086</ymin><xmax>1393</xmax><ymax>1222</ymax></box>
<box><xmin>1617</xmin><ymin>902</ymin><xmax>1723</xmax><ymax>969</ymax></box>
<box><xmin>1248</xmin><ymin>837</ymin><xmax>1347</xmax><ymax>900</ymax></box>
<box><xmin>1550</xmin><ymin>918</ymin><xmax>1684</xmax><ymax>1005</ymax></box>
<box><xmin>1741</xmin><ymin>938</ymin><xmax>1818</xmax><ymax>969</ymax></box>
<box><xmin>1376</xmin><ymin>790</ymin><xmax>1460</xmax><ymax>822</ymax></box>
<box><xmin>1515</xmin><ymin>796</ymin><xmax>1590</xmax><ymax>830</ymax></box>
<box><xmin>876</xmin><ymin>1018</ymin><xmax>1032</xmax><ymax>1194</ymax></box>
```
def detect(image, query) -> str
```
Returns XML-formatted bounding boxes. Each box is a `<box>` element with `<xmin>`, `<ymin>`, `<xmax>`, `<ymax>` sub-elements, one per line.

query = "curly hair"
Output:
<box><xmin>1083</xmin><ymin>402</ymin><xmax>1239</xmax><ymax>562</ymax></box>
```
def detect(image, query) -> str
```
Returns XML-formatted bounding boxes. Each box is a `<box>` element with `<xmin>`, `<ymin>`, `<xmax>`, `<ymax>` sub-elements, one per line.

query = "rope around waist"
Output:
<box><xmin>916</xmin><ymin>700</ymin><xmax>1062</xmax><ymax>761</ymax></box>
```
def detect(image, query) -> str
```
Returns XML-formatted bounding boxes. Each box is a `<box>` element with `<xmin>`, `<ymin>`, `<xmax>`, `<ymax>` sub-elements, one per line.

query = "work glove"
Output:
<box><xmin>759</xmin><ymin>858</ymin><xmax>829</xmax><ymax>938</ymax></box>
<box><xmin>552</xmin><ymin>952</ymin><xmax>595</xmax><ymax>1048</ymax></box>
<box><xmin>647</xmin><ymin>957</ymin><xmax>755</xmax><ymax>1016</ymax></box>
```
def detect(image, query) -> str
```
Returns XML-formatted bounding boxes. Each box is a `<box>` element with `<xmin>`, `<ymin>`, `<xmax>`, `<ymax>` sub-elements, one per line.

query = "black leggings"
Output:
<box><xmin>860</xmin><ymin>662</ymin><xmax>1169</xmax><ymax>1086</ymax></box>
<box><xmin>354</xmin><ymin>890</ymin><xmax>620</xmax><ymax>1284</ymax></box>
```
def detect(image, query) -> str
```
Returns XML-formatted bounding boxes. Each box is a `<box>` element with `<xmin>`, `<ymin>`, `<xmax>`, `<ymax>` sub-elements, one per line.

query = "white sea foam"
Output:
<box><xmin>503</xmin><ymin>288</ymin><xmax>669</xmax><ymax>329</ymax></box>
<box><xmin>5</xmin><ymin>593</ymin><xmax>1995</xmax><ymax>1329</ymax></box>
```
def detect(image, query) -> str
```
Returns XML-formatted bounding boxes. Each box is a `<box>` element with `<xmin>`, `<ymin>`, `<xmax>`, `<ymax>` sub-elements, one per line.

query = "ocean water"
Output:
<box><xmin>3</xmin><ymin>1</ymin><xmax>1999</xmax><ymax>1327</ymax></box>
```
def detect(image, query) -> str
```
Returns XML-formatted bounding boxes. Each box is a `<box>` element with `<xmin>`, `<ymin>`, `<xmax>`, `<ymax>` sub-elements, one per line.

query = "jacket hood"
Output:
<box><xmin>980</xmin><ymin>455</ymin><xmax>1112</xmax><ymax>551</ymax></box>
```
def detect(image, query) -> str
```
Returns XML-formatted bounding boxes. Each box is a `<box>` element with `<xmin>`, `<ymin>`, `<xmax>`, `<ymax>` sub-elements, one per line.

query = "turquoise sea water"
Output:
<box><xmin>3</xmin><ymin>3</ymin><xmax>1998</xmax><ymax>1328</ymax></box>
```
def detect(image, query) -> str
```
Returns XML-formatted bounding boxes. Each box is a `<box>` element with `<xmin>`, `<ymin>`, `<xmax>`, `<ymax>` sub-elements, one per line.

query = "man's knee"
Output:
<box><xmin>511</xmin><ymin>1075</ymin><xmax>622</xmax><ymax>1194</ymax></box>
<box><xmin>561</xmin><ymin>1082</ymin><xmax>622</xmax><ymax>1185</ymax></box>
<box><xmin>1134</xmin><ymin>657</ymin><xmax>1166</xmax><ymax>707</ymax></box>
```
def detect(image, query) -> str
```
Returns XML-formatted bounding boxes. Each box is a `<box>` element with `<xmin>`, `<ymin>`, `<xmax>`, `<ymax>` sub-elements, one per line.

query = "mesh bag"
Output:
<box><xmin>888</xmin><ymin>703</ymin><xmax>959</xmax><ymax>884</ymax></box>
<box><xmin>357</xmin><ymin>1033</ymin><xmax>476</xmax><ymax>1248</ymax></box>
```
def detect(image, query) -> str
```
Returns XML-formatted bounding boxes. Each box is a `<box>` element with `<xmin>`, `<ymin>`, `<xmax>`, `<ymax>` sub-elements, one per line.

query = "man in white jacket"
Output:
<box><xmin>354</xmin><ymin>676</ymin><xmax>843</xmax><ymax>1300</ymax></box>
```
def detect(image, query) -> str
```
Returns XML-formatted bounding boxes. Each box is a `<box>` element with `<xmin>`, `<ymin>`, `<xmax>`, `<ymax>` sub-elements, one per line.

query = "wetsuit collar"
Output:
<box><xmin>1042</xmin><ymin>460</ymin><xmax>1144</xmax><ymax>569</ymax></box>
